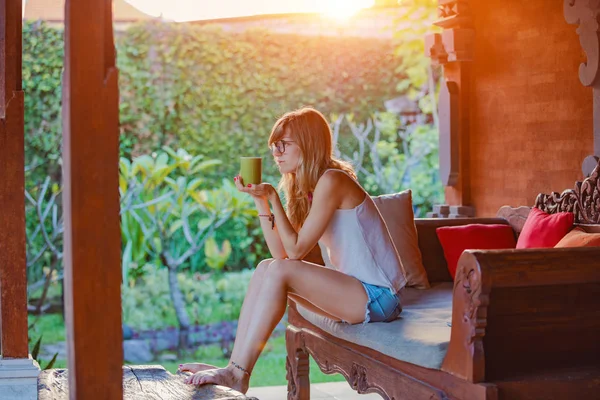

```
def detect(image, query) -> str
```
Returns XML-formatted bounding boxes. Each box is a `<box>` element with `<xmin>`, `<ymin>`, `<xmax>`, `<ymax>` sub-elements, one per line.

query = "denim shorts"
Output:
<box><xmin>360</xmin><ymin>282</ymin><xmax>402</xmax><ymax>324</ymax></box>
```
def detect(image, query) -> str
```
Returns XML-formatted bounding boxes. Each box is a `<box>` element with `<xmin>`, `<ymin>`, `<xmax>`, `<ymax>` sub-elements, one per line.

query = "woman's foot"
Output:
<box><xmin>184</xmin><ymin>365</ymin><xmax>250</xmax><ymax>394</ymax></box>
<box><xmin>177</xmin><ymin>363</ymin><xmax>218</xmax><ymax>373</ymax></box>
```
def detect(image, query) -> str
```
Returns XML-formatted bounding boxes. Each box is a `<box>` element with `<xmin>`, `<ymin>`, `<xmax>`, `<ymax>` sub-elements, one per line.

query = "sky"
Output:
<box><xmin>127</xmin><ymin>0</ymin><xmax>376</xmax><ymax>22</ymax></box>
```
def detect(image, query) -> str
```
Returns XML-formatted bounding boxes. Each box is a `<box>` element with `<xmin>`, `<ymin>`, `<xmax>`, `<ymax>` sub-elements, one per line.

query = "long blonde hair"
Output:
<box><xmin>268</xmin><ymin>107</ymin><xmax>356</xmax><ymax>230</ymax></box>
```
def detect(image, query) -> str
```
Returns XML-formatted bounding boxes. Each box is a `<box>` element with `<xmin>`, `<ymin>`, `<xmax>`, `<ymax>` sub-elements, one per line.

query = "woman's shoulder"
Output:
<box><xmin>317</xmin><ymin>169</ymin><xmax>364</xmax><ymax>196</ymax></box>
<box><xmin>318</xmin><ymin>169</ymin><xmax>351</xmax><ymax>187</ymax></box>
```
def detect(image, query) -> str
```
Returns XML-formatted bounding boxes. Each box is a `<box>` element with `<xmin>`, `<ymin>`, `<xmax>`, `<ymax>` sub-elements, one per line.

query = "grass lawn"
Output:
<box><xmin>31</xmin><ymin>315</ymin><xmax>344</xmax><ymax>387</ymax></box>
<box><xmin>28</xmin><ymin>314</ymin><xmax>67</xmax><ymax>344</ymax></box>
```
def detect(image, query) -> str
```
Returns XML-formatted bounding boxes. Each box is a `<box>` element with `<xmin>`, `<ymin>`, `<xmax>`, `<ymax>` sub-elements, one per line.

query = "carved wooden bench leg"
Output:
<box><xmin>286</xmin><ymin>326</ymin><xmax>310</xmax><ymax>400</ymax></box>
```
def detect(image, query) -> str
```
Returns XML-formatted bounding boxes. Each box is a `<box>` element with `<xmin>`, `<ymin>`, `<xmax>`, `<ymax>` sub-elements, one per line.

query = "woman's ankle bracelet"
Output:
<box><xmin>230</xmin><ymin>361</ymin><xmax>251</xmax><ymax>377</ymax></box>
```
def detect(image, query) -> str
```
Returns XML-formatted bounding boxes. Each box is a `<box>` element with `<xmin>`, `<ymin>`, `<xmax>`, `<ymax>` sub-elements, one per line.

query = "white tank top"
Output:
<box><xmin>318</xmin><ymin>169</ymin><xmax>407</xmax><ymax>294</ymax></box>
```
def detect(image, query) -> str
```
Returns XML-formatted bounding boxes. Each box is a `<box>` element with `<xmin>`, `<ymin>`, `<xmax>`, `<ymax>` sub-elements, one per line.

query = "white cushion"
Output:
<box><xmin>295</xmin><ymin>282</ymin><xmax>452</xmax><ymax>370</ymax></box>
<box><xmin>320</xmin><ymin>190</ymin><xmax>430</xmax><ymax>289</ymax></box>
<box><xmin>372</xmin><ymin>190</ymin><xmax>430</xmax><ymax>289</ymax></box>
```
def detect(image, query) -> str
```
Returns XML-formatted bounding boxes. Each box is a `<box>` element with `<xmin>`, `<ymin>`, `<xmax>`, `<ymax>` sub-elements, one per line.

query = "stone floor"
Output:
<box><xmin>247</xmin><ymin>382</ymin><xmax>382</xmax><ymax>399</ymax></box>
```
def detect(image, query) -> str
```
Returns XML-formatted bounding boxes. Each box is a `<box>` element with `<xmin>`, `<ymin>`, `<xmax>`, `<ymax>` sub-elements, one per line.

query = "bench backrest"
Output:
<box><xmin>418</xmin><ymin>159</ymin><xmax>600</xmax><ymax>284</ymax></box>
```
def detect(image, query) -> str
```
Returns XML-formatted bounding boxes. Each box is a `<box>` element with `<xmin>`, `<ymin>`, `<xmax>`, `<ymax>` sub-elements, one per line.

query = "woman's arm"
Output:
<box><xmin>268</xmin><ymin>172</ymin><xmax>342</xmax><ymax>260</ymax></box>
<box><xmin>253</xmin><ymin>196</ymin><xmax>288</xmax><ymax>259</ymax></box>
<box><xmin>235</xmin><ymin>173</ymin><xmax>342</xmax><ymax>262</ymax></box>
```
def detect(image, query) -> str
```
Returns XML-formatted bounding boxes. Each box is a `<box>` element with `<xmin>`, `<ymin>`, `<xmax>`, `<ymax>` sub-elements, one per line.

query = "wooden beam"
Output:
<box><xmin>438</xmin><ymin>79</ymin><xmax>459</xmax><ymax>187</ymax></box>
<box><xmin>425</xmin><ymin>0</ymin><xmax>475</xmax><ymax>215</ymax></box>
<box><xmin>0</xmin><ymin>0</ymin><xmax>29</xmax><ymax>359</ymax></box>
<box><xmin>62</xmin><ymin>0</ymin><xmax>123</xmax><ymax>398</ymax></box>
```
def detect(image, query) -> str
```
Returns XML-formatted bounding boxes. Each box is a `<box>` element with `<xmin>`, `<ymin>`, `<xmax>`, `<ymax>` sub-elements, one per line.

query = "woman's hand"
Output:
<box><xmin>234</xmin><ymin>175</ymin><xmax>276</xmax><ymax>201</ymax></box>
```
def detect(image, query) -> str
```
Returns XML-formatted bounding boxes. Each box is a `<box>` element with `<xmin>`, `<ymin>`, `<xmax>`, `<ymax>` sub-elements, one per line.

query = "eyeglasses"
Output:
<box><xmin>270</xmin><ymin>140</ymin><xmax>295</xmax><ymax>154</ymax></box>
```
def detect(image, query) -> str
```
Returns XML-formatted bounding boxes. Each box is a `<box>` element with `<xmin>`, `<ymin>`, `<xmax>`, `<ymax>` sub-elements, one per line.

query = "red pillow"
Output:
<box><xmin>436</xmin><ymin>224</ymin><xmax>517</xmax><ymax>279</ymax></box>
<box><xmin>516</xmin><ymin>207</ymin><xmax>574</xmax><ymax>249</ymax></box>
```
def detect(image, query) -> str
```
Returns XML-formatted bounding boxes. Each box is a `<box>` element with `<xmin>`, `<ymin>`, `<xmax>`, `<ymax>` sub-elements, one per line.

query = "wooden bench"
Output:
<box><xmin>285</xmin><ymin>162</ymin><xmax>600</xmax><ymax>400</ymax></box>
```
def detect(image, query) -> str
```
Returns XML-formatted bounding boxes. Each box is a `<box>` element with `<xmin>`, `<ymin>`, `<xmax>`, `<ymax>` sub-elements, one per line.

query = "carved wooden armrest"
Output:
<box><xmin>441</xmin><ymin>247</ymin><xmax>600</xmax><ymax>383</ymax></box>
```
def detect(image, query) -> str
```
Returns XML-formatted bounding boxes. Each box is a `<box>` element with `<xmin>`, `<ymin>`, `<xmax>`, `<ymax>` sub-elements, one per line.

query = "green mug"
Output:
<box><xmin>240</xmin><ymin>157</ymin><xmax>262</xmax><ymax>185</ymax></box>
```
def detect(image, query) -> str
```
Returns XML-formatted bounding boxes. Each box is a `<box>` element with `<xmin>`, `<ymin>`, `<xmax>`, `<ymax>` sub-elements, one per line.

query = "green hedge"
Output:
<box><xmin>117</xmin><ymin>22</ymin><xmax>405</xmax><ymax>182</ymax></box>
<box><xmin>22</xmin><ymin>21</ymin><xmax>64</xmax><ymax>186</ymax></box>
<box><xmin>23</xmin><ymin>21</ymin><xmax>404</xmax><ymax>185</ymax></box>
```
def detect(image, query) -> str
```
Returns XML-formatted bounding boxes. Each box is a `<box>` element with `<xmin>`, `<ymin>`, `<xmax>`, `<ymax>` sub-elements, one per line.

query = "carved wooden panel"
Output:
<box><xmin>535</xmin><ymin>159</ymin><xmax>600</xmax><ymax>224</ymax></box>
<box><xmin>439</xmin><ymin>79</ymin><xmax>460</xmax><ymax>186</ymax></box>
<box><xmin>441</xmin><ymin>253</ymin><xmax>488</xmax><ymax>383</ymax></box>
<box><xmin>286</xmin><ymin>325</ymin><xmax>449</xmax><ymax>400</ymax></box>
<box><xmin>286</xmin><ymin>327</ymin><xmax>310</xmax><ymax>400</ymax></box>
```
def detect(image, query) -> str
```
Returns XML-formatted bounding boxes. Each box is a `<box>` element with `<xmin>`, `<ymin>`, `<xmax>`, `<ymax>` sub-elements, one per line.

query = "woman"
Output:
<box><xmin>179</xmin><ymin>107</ymin><xmax>406</xmax><ymax>393</ymax></box>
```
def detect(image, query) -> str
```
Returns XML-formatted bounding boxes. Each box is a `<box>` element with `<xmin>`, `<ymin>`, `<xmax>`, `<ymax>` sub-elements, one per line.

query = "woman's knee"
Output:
<box><xmin>266</xmin><ymin>259</ymin><xmax>295</xmax><ymax>283</ymax></box>
<box><xmin>253</xmin><ymin>258</ymin><xmax>275</xmax><ymax>278</ymax></box>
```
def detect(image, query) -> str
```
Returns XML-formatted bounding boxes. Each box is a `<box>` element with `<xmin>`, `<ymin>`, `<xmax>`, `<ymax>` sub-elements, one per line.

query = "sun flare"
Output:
<box><xmin>320</xmin><ymin>0</ymin><xmax>375</xmax><ymax>20</ymax></box>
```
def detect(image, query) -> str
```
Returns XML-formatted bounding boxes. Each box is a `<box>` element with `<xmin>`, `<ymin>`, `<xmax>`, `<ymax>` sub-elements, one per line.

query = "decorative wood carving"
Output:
<box><xmin>564</xmin><ymin>0</ymin><xmax>600</xmax><ymax>87</ymax></box>
<box><xmin>349</xmin><ymin>364</ymin><xmax>374</xmax><ymax>394</ymax></box>
<box><xmin>425</xmin><ymin>33</ymin><xmax>449</xmax><ymax>65</ymax></box>
<box><xmin>441</xmin><ymin>254</ymin><xmax>489</xmax><ymax>383</ymax></box>
<box><xmin>439</xmin><ymin>79</ymin><xmax>460</xmax><ymax>186</ymax></box>
<box><xmin>285</xmin><ymin>350</ymin><xmax>310</xmax><ymax>400</ymax></box>
<box><xmin>436</xmin><ymin>0</ymin><xmax>473</xmax><ymax>29</ymax></box>
<box><xmin>535</xmin><ymin>159</ymin><xmax>600</xmax><ymax>224</ymax></box>
<box><xmin>426</xmin><ymin>1</ymin><xmax>474</xmax><ymax>64</ymax></box>
<box><xmin>496</xmin><ymin>206</ymin><xmax>531</xmax><ymax>233</ymax></box>
<box><xmin>564</xmin><ymin>1</ymin><xmax>600</xmax><ymax>176</ymax></box>
<box><xmin>425</xmin><ymin>29</ymin><xmax>475</xmax><ymax>65</ymax></box>
<box><xmin>301</xmin><ymin>332</ymin><xmax>449</xmax><ymax>400</ymax></box>
<box><xmin>285</xmin><ymin>326</ymin><xmax>310</xmax><ymax>400</ymax></box>
<box><xmin>0</xmin><ymin>0</ymin><xmax>29</xmax><ymax>358</ymax></box>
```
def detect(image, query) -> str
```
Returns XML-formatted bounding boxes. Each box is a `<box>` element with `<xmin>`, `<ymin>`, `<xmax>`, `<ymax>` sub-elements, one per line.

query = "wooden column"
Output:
<box><xmin>62</xmin><ymin>0</ymin><xmax>123</xmax><ymax>399</ymax></box>
<box><xmin>425</xmin><ymin>0</ymin><xmax>475</xmax><ymax>217</ymax></box>
<box><xmin>0</xmin><ymin>0</ymin><xmax>29</xmax><ymax>359</ymax></box>
<box><xmin>564</xmin><ymin>0</ymin><xmax>600</xmax><ymax>176</ymax></box>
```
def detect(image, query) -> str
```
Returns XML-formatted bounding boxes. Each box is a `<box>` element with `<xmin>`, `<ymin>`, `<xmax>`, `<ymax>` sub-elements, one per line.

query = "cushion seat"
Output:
<box><xmin>295</xmin><ymin>282</ymin><xmax>453</xmax><ymax>370</ymax></box>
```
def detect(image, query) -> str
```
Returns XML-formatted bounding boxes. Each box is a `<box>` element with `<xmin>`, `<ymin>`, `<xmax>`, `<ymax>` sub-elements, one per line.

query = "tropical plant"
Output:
<box><xmin>332</xmin><ymin>112</ymin><xmax>443</xmax><ymax>215</ymax></box>
<box><xmin>204</xmin><ymin>238</ymin><xmax>232</xmax><ymax>271</ymax></box>
<box><xmin>30</xmin><ymin>335</ymin><xmax>58</xmax><ymax>370</ymax></box>
<box><xmin>120</xmin><ymin>147</ymin><xmax>246</xmax><ymax>350</ymax></box>
<box><xmin>122</xmin><ymin>268</ymin><xmax>252</xmax><ymax>330</ymax></box>
<box><xmin>25</xmin><ymin>176</ymin><xmax>64</xmax><ymax>314</ymax></box>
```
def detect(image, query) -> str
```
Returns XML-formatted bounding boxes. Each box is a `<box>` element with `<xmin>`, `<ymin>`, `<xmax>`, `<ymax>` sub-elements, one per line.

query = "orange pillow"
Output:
<box><xmin>555</xmin><ymin>227</ymin><xmax>600</xmax><ymax>248</ymax></box>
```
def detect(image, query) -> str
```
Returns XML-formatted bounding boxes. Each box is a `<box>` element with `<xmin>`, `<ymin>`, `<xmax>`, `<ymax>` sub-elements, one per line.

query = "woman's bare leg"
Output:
<box><xmin>185</xmin><ymin>259</ymin><xmax>368</xmax><ymax>393</ymax></box>
<box><xmin>179</xmin><ymin>258</ymin><xmax>276</xmax><ymax>373</ymax></box>
<box><xmin>287</xmin><ymin>293</ymin><xmax>342</xmax><ymax>322</ymax></box>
